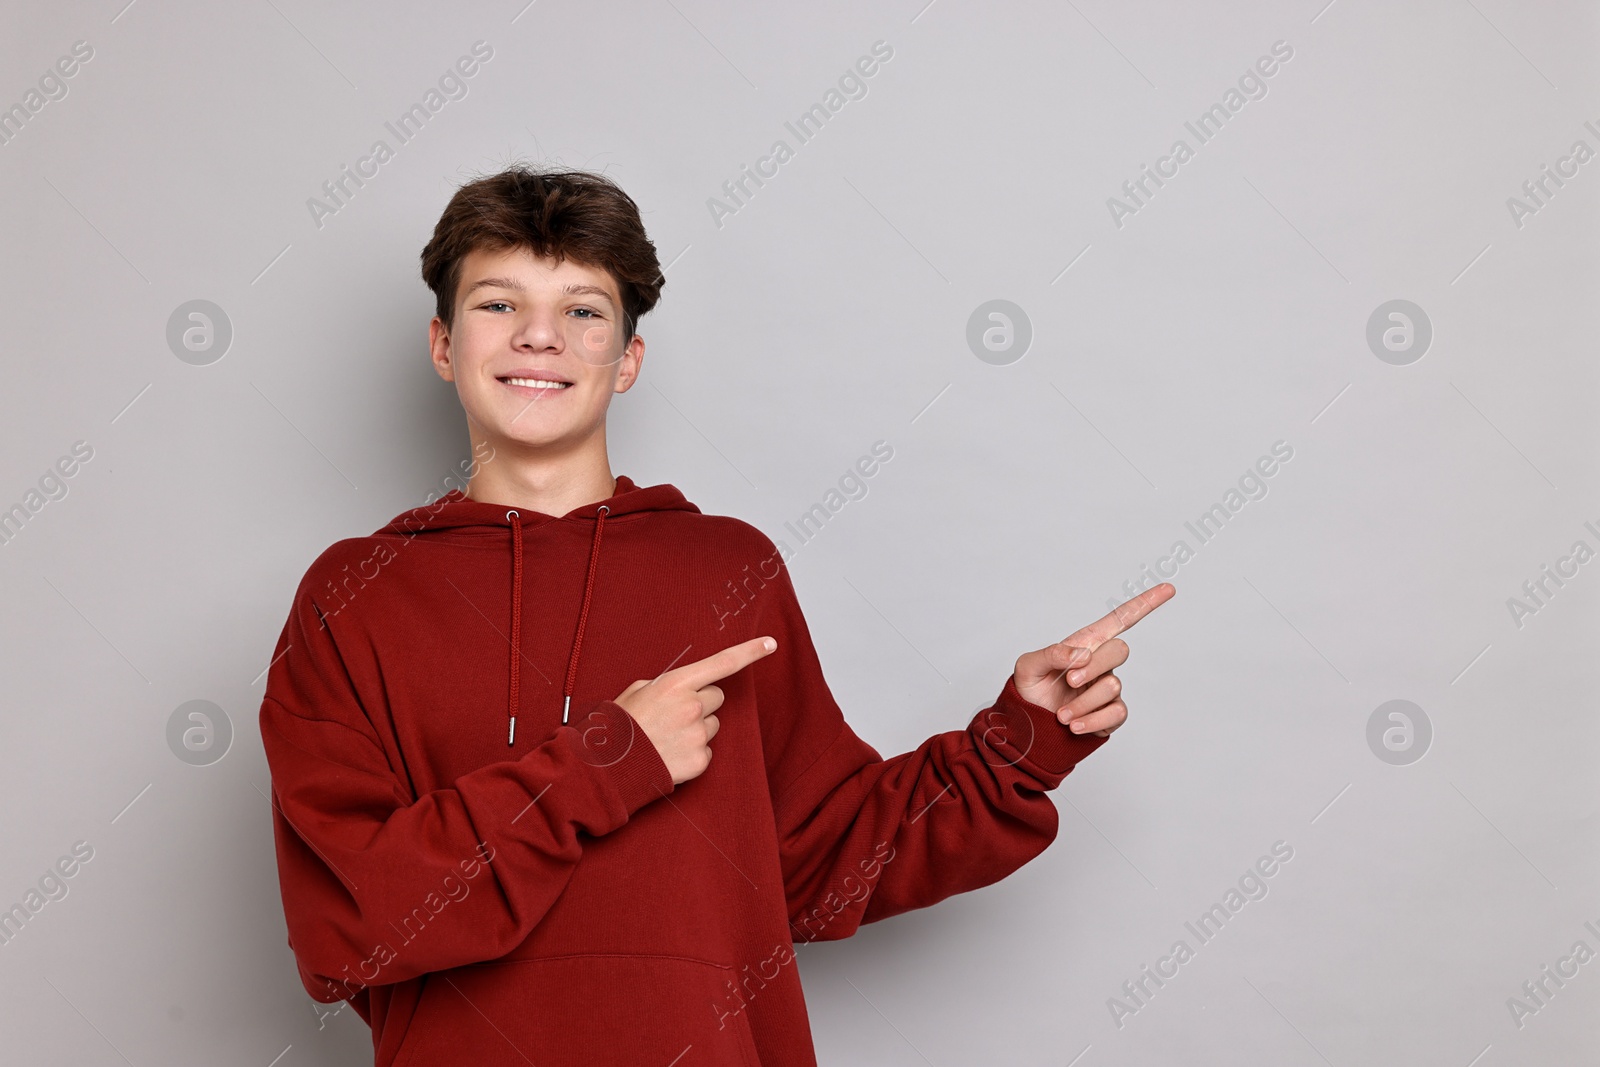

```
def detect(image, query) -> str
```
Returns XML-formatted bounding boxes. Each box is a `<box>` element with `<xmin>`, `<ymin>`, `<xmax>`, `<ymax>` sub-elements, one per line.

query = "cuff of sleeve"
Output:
<box><xmin>976</xmin><ymin>674</ymin><xmax>1110</xmax><ymax>785</ymax></box>
<box><xmin>583</xmin><ymin>700</ymin><xmax>675</xmax><ymax>814</ymax></box>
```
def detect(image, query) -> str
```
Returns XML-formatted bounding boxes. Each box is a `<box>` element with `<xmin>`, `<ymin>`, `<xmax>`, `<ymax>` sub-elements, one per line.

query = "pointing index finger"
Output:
<box><xmin>1065</xmin><ymin>583</ymin><xmax>1175</xmax><ymax>653</ymax></box>
<box><xmin>670</xmin><ymin>636</ymin><xmax>777</xmax><ymax>691</ymax></box>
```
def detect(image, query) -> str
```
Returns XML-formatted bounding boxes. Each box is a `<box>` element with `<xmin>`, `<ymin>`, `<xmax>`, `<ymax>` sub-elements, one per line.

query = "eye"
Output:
<box><xmin>569</xmin><ymin>307</ymin><xmax>600</xmax><ymax>319</ymax></box>
<box><xmin>480</xmin><ymin>301</ymin><xmax>513</xmax><ymax>313</ymax></box>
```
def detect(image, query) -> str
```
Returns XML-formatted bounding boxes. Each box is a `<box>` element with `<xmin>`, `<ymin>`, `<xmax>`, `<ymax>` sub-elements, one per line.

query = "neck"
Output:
<box><xmin>463</xmin><ymin>425</ymin><xmax>618</xmax><ymax>517</ymax></box>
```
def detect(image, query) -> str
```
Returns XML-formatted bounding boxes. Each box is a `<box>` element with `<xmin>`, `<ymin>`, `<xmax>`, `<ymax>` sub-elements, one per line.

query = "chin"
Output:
<box><xmin>487</xmin><ymin>422</ymin><xmax>563</xmax><ymax>446</ymax></box>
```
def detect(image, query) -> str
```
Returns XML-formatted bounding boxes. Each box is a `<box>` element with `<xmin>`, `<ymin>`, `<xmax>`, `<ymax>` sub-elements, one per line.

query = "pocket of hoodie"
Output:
<box><xmin>394</xmin><ymin>952</ymin><xmax>764</xmax><ymax>1067</ymax></box>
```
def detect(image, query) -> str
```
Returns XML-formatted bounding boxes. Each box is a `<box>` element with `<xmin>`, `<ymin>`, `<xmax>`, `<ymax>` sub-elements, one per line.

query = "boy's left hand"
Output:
<box><xmin>1012</xmin><ymin>584</ymin><xmax>1175</xmax><ymax>738</ymax></box>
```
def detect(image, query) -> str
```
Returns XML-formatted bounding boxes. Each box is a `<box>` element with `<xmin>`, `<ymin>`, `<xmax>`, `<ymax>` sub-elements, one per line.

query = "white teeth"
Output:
<box><xmin>504</xmin><ymin>377</ymin><xmax>570</xmax><ymax>389</ymax></box>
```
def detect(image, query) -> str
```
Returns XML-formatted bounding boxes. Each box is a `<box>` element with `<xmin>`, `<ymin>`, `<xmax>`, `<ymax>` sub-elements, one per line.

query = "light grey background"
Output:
<box><xmin>1</xmin><ymin>1</ymin><xmax>1595</xmax><ymax>1064</ymax></box>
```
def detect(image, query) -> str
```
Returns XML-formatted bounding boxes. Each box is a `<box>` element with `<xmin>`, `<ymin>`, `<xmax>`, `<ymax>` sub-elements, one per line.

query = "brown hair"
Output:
<box><xmin>419</xmin><ymin>165</ymin><xmax>664</xmax><ymax>343</ymax></box>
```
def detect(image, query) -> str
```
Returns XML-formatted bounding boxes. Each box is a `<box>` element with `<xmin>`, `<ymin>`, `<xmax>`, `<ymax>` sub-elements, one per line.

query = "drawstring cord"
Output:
<box><xmin>507</xmin><ymin>510</ymin><xmax>523</xmax><ymax>746</ymax></box>
<box><xmin>563</xmin><ymin>504</ymin><xmax>608</xmax><ymax>726</ymax></box>
<box><xmin>505</xmin><ymin>503</ymin><xmax>611</xmax><ymax>745</ymax></box>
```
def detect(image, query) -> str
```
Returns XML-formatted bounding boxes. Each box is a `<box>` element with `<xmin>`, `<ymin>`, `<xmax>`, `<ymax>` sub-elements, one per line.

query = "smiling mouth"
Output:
<box><xmin>499</xmin><ymin>376</ymin><xmax>571</xmax><ymax>391</ymax></box>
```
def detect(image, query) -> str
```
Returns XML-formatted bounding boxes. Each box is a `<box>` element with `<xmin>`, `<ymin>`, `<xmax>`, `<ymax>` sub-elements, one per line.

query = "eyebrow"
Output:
<box><xmin>463</xmin><ymin>277</ymin><xmax>616</xmax><ymax>308</ymax></box>
<box><xmin>560</xmin><ymin>283</ymin><xmax>616</xmax><ymax>307</ymax></box>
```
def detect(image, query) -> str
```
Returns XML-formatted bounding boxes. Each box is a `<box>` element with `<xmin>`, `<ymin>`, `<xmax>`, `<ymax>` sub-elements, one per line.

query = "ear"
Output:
<box><xmin>613</xmin><ymin>332</ymin><xmax>645</xmax><ymax>393</ymax></box>
<box><xmin>429</xmin><ymin>316</ymin><xmax>454</xmax><ymax>382</ymax></box>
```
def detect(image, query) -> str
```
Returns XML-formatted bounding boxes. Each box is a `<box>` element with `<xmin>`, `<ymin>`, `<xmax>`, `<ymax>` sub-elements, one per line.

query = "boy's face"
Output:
<box><xmin>429</xmin><ymin>245</ymin><xmax>644</xmax><ymax>456</ymax></box>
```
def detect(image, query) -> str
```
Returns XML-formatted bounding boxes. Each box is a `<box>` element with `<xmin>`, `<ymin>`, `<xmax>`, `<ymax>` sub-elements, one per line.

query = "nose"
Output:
<box><xmin>510</xmin><ymin>306</ymin><xmax>564</xmax><ymax>352</ymax></box>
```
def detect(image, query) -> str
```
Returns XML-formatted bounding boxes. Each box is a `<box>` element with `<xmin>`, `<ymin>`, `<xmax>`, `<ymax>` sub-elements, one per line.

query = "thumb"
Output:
<box><xmin>1016</xmin><ymin>641</ymin><xmax>1091</xmax><ymax>688</ymax></box>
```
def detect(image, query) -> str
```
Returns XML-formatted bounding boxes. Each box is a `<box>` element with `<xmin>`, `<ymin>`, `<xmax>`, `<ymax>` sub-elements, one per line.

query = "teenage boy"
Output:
<box><xmin>259</xmin><ymin>166</ymin><xmax>1174</xmax><ymax>1067</ymax></box>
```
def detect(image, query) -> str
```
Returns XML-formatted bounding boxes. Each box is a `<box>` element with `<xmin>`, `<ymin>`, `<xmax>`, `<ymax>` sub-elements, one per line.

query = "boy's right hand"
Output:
<box><xmin>613</xmin><ymin>636</ymin><xmax>777</xmax><ymax>785</ymax></box>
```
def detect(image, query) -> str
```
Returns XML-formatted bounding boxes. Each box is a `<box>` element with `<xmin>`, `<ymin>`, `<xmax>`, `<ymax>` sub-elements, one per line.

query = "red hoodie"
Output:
<box><xmin>259</xmin><ymin>475</ymin><xmax>1109</xmax><ymax>1066</ymax></box>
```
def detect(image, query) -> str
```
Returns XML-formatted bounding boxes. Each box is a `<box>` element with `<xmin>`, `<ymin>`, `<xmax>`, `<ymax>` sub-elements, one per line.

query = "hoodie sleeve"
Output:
<box><xmin>258</xmin><ymin>570</ymin><xmax>676</xmax><ymax>1003</ymax></box>
<box><xmin>750</xmin><ymin>554</ymin><xmax>1110</xmax><ymax>945</ymax></box>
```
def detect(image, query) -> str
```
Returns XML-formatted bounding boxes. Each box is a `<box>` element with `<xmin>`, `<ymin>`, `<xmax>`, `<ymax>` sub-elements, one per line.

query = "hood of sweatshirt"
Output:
<box><xmin>376</xmin><ymin>475</ymin><xmax>700</xmax><ymax>746</ymax></box>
